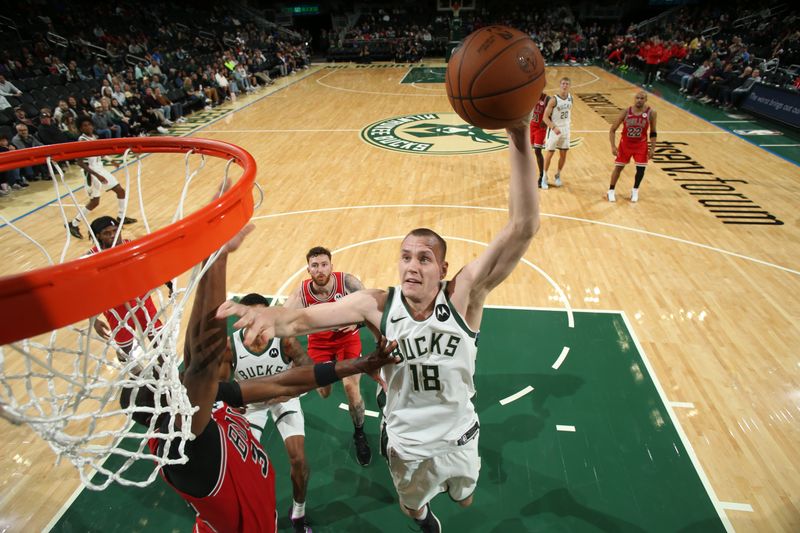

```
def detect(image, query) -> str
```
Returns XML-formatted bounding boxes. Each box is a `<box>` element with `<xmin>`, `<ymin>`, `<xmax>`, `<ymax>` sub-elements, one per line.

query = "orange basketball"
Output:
<box><xmin>446</xmin><ymin>26</ymin><xmax>546</xmax><ymax>130</ymax></box>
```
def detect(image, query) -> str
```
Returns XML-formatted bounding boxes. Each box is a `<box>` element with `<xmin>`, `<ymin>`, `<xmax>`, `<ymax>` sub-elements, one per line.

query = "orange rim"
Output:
<box><xmin>0</xmin><ymin>137</ymin><xmax>256</xmax><ymax>345</ymax></box>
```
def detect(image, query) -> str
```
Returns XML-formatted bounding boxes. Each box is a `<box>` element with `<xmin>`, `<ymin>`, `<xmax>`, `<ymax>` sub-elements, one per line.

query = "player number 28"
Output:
<box><xmin>409</xmin><ymin>363</ymin><xmax>441</xmax><ymax>392</ymax></box>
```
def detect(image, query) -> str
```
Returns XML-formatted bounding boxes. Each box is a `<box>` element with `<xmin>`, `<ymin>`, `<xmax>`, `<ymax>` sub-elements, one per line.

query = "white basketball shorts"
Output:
<box><xmin>245</xmin><ymin>396</ymin><xmax>305</xmax><ymax>442</ymax></box>
<box><xmin>387</xmin><ymin>432</ymin><xmax>481</xmax><ymax>511</ymax></box>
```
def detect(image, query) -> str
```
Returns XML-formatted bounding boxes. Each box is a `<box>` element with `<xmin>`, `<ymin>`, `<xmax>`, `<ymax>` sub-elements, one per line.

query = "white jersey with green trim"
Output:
<box><xmin>551</xmin><ymin>93</ymin><xmax>573</xmax><ymax>130</ymax></box>
<box><xmin>231</xmin><ymin>330</ymin><xmax>291</xmax><ymax>409</ymax></box>
<box><xmin>379</xmin><ymin>281</ymin><xmax>479</xmax><ymax>460</ymax></box>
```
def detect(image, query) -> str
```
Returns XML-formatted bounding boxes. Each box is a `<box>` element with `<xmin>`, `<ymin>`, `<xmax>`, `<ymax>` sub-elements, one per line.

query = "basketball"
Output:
<box><xmin>445</xmin><ymin>26</ymin><xmax>546</xmax><ymax>130</ymax></box>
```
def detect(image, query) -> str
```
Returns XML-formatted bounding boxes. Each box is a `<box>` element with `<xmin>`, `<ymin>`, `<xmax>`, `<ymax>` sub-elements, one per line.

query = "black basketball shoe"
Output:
<box><xmin>287</xmin><ymin>506</ymin><xmax>312</xmax><ymax>533</ymax></box>
<box><xmin>414</xmin><ymin>504</ymin><xmax>441</xmax><ymax>533</ymax></box>
<box><xmin>354</xmin><ymin>429</ymin><xmax>372</xmax><ymax>466</ymax></box>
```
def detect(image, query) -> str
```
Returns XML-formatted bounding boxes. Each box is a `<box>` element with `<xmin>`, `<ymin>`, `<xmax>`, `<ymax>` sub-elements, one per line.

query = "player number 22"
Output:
<box><xmin>410</xmin><ymin>363</ymin><xmax>441</xmax><ymax>391</ymax></box>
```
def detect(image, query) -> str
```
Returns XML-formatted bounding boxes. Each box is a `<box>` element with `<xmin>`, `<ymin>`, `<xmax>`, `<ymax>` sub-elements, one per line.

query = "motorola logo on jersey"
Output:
<box><xmin>334</xmin><ymin>293</ymin><xmax>343</xmax><ymax>300</ymax></box>
<box><xmin>435</xmin><ymin>304</ymin><xmax>451</xmax><ymax>322</ymax></box>
<box><xmin>269</xmin><ymin>347</ymin><xmax>279</xmax><ymax>358</ymax></box>
<box><xmin>361</xmin><ymin>113</ymin><xmax>509</xmax><ymax>155</ymax></box>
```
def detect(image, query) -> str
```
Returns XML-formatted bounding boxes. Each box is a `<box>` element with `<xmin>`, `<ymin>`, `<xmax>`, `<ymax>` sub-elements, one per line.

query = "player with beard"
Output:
<box><xmin>284</xmin><ymin>247</ymin><xmax>373</xmax><ymax>466</ymax></box>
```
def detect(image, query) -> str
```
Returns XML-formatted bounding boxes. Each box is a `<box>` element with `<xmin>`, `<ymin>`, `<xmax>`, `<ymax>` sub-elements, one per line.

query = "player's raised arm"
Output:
<box><xmin>217</xmin><ymin>288</ymin><xmax>384</xmax><ymax>348</ymax></box>
<box><xmin>182</xmin><ymin>223</ymin><xmax>254</xmax><ymax>436</ymax></box>
<box><xmin>453</xmin><ymin>117</ymin><xmax>540</xmax><ymax>318</ymax></box>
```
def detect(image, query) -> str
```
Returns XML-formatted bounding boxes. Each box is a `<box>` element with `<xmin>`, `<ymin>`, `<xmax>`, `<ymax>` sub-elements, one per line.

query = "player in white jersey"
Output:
<box><xmin>65</xmin><ymin>117</ymin><xmax>136</xmax><ymax>240</ymax></box>
<box><xmin>541</xmin><ymin>77</ymin><xmax>573</xmax><ymax>189</ymax></box>
<box><xmin>219</xmin><ymin>110</ymin><xmax>541</xmax><ymax>532</ymax></box>
<box><xmin>229</xmin><ymin>293</ymin><xmax>314</xmax><ymax>533</ymax></box>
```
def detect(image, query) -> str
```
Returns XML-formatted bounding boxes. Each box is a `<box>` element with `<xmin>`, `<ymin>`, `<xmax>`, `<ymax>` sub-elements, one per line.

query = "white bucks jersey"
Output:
<box><xmin>379</xmin><ymin>281</ymin><xmax>479</xmax><ymax>459</ymax></box>
<box><xmin>231</xmin><ymin>331</ymin><xmax>291</xmax><ymax>407</ymax></box>
<box><xmin>551</xmin><ymin>94</ymin><xmax>572</xmax><ymax>129</ymax></box>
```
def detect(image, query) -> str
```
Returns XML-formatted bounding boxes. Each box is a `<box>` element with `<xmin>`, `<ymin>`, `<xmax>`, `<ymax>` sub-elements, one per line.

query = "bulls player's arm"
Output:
<box><xmin>281</xmin><ymin>336</ymin><xmax>314</xmax><ymax>367</ymax></box>
<box><xmin>648</xmin><ymin>109</ymin><xmax>658</xmax><ymax>157</ymax></box>
<box><xmin>542</xmin><ymin>97</ymin><xmax>557</xmax><ymax>130</ymax></box>
<box><xmin>344</xmin><ymin>273</ymin><xmax>364</xmax><ymax>294</ymax></box>
<box><xmin>238</xmin><ymin>336</ymin><xmax>399</xmax><ymax>401</ymax></box>
<box><xmin>609</xmin><ymin>109</ymin><xmax>627</xmax><ymax>156</ymax></box>
<box><xmin>182</xmin><ymin>224</ymin><xmax>254</xmax><ymax>437</ymax></box>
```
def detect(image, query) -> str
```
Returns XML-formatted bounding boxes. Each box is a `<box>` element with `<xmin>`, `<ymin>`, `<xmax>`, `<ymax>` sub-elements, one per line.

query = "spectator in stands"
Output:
<box><xmin>0</xmin><ymin>74</ymin><xmax>22</xmax><ymax>98</ymax></box>
<box><xmin>112</xmin><ymin>83</ymin><xmax>127</xmax><ymax>106</ymax></box>
<box><xmin>154</xmin><ymin>87</ymin><xmax>185</xmax><ymax>123</ymax></box>
<box><xmin>36</xmin><ymin>107</ymin><xmax>71</xmax><ymax>145</ymax></box>
<box><xmin>0</xmin><ymin>133</ymin><xmax>25</xmax><ymax>194</ymax></box>
<box><xmin>0</xmin><ymin>94</ymin><xmax>10</xmax><ymax>111</ymax></box>
<box><xmin>698</xmin><ymin>62</ymin><xmax>736</xmax><ymax>104</ymax></box>
<box><xmin>90</xmin><ymin>101</ymin><xmax>118</xmax><ymax>139</ymax></box>
<box><xmin>729</xmin><ymin>69</ymin><xmax>762</xmax><ymax>109</ymax></box>
<box><xmin>13</xmin><ymin>108</ymin><xmax>38</xmax><ymax>135</ymax></box>
<box><xmin>140</xmin><ymin>89</ymin><xmax>171</xmax><ymax>133</ymax></box>
<box><xmin>214</xmin><ymin>69</ymin><xmax>234</xmax><ymax>102</ymax></box>
<box><xmin>53</xmin><ymin>99</ymin><xmax>77</xmax><ymax>128</ymax></box>
<box><xmin>65</xmin><ymin>60</ymin><xmax>89</xmax><ymax>82</ymax></box>
<box><xmin>679</xmin><ymin>60</ymin><xmax>711</xmax><ymax>94</ymax></box>
<box><xmin>11</xmin><ymin>124</ymin><xmax>46</xmax><ymax>181</ymax></box>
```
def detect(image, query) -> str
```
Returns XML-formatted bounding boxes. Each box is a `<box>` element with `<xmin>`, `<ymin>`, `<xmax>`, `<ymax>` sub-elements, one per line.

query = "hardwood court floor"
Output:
<box><xmin>0</xmin><ymin>64</ymin><xmax>798</xmax><ymax>532</ymax></box>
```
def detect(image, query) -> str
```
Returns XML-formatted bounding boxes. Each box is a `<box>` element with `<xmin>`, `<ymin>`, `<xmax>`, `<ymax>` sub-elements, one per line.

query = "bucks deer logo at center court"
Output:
<box><xmin>361</xmin><ymin>113</ymin><xmax>509</xmax><ymax>155</ymax></box>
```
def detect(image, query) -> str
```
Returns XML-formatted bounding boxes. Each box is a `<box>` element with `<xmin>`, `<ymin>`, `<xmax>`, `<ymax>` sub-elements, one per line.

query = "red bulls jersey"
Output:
<box><xmin>621</xmin><ymin>106</ymin><xmax>651</xmax><ymax>144</ymax></box>
<box><xmin>300</xmin><ymin>272</ymin><xmax>359</xmax><ymax>348</ymax></box>
<box><xmin>150</xmin><ymin>403</ymin><xmax>277</xmax><ymax>532</ymax></box>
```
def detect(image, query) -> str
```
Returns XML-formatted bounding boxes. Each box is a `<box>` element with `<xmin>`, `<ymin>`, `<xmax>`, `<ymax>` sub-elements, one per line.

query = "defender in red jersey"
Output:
<box><xmin>529</xmin><ymin>92</ymin><xmax>549</xmax><ymax>186</ymax></box>
<box><xmin>606</xmin><ymin>91</ymin><xmax>658</xmax><ymax>202</ymax></box>
<box><xmin>121</xmin><ymin>224</ymin><xmax>399</xmax><ymax>533</ymax></box>
<box><xmin>285</xmin><ymin>246</ymin><xmax>373</xmax><ymax>466</ymax></box>
<box><xmin>86</xmin><ymin>216</ymin><xmax>166</xmax><ymax>354</ymax></box>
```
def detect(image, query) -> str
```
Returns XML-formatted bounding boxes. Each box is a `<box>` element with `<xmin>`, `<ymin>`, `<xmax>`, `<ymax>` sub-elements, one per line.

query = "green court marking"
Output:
<box><xmin>51</xmin><ymin>308</ymin><xmax>727</xmax><ymax>532</ymax></box>
<box><xmin>400</xmin><ymin>67</ymin><xmax>447</xmax><ymax>84</ymax></box>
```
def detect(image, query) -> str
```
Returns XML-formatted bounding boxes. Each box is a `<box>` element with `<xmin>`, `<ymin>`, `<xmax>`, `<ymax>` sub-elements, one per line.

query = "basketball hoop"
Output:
<box><xmin>0</xmin><ymin>137</ymin><xmax>256</xmax><ymax>489</ymax></box>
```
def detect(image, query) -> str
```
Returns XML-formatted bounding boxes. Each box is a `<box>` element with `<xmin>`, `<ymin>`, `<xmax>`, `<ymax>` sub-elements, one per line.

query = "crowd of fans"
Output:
<box><xmin>0</xmin><ymin>2</ymin><xmax>311</xmax><ymax>197</ymax></box>
<box><xmin>601</xmin><ymin>3</ymin><xmax>799</xmax><ymax>110</ymax></box>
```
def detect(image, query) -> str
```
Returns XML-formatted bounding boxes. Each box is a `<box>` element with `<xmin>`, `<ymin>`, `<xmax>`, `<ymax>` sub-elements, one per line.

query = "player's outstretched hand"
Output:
<box><xmin>356</xmin><ymin>336</ymin><xmax>400</xmax><ymax>391</ymax></box>
<box><xmin>222</xmin><ymin>223</ymin><xmax>255</xmax><ymax>254</ymax></box>
<box><xmin>216</xmin><ymin>300</ymin><xmax>277</xmax><ymax>348</ymax></box>
<box><xmin>93</xmin><ymin>318</ymin><xmax>111</xmax><ymax>340</ymax></box>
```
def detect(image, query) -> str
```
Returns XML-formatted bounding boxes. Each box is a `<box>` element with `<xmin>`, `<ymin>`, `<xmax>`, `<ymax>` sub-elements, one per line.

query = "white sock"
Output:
<box><xmin>416</xmin><ymin>506</ymin><xmax>428</xmax><ymax>521</ymax></box>
<box><xmin>117</xmin><ymin>197</ymin><xmax>127</xmax><ymax>219</ymax></box>
<box><xmin>72</xmin><ymin>206</ymin><xmax>88</xmax><ymax>226</ymax></box>
<box><xmin>632</xmin><ymin>187</ymin><xmax>638</xmax><ymax>194</ymax></box>
<box><xmin>292</xmin><ymin>500</ymin><xmax>305</xmax><ymax>519</ymax></box>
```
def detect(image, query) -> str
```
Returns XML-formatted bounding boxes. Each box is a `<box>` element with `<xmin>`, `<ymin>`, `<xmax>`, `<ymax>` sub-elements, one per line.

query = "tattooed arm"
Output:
<box><xmin>280</xmin><ymin>336</ymin><xmax>314</xmax><ymax>367</ymax></box>
<box><xmin>344</xmin><ymin>273</ymin><xmax>364</xmax><ymax>294</ymax></box>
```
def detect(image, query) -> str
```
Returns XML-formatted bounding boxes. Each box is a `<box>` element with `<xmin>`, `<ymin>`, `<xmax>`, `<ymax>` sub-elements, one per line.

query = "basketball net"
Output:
<box><xmin>0</xmin><ymin>147</ymin><xmax>251</xmax><ymax>489</ymax></box>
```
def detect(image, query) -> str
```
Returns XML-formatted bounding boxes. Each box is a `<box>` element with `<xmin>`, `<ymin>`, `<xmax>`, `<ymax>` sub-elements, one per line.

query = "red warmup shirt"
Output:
<box><xmin>301</xmin><ymin>271</ymin><xmax>360</xmax><ymax>349</ymax></box>
<box><xmin>645</xmin><ymin>43</ymin><xmax>664</xmax><ymax>65</ymax></box>
<box><xmin>150</xmin><ymin>403</ymin><xmax>277</xmax><ymax>533</ymax></box>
